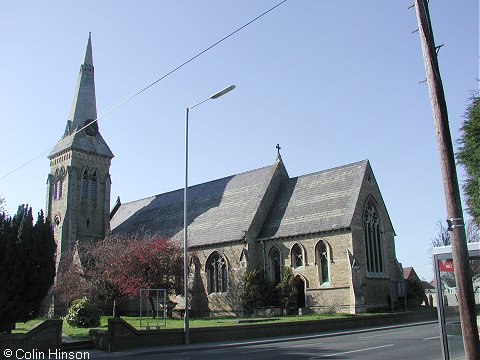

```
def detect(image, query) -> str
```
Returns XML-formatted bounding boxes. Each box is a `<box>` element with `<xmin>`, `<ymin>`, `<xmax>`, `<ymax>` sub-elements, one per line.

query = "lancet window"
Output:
<box><xmin>81</xmin><ymin>168</ymin><xmax>98</xmax><ymax>205</ymax></box>
<box><xmin>53</xmin><ymin>167</ymin><xmax>66</xmax><ymax>200</ymax></box>
<box><xmin>81</xmin><ymin>169</ymin><xmax>89</xmax><ymax>199</ymax></box>
<box><xmin>58</xmin><ymin>167</ymin><xmax>66</xmax><ymax>199</ymax></box>
<box><xmin>316</xmin><ymin>241</ymin><xmax>330</xmax><ymax>285</ymax></box>
<box><xmin>269</xmin><ymin>246</ymin><xmax>282</xmax><ymax>285</ymax></box>
<box><xmin>207</xmin><ymin>251</ymin><xmax>228</xmax><ymax>294</ymax></box>
<box><xmin>363</xmin><ymin>199</ymin><xmax>384</xmax><ymax>274</ymax></box>
<box><xmin>89</xmin><ymin>170</ymin><xmax>98</xmax><ymax>203</ymax></box>
<box><xmin>291</xmin><ymin>244</ymin><xmax>304</xmax><ymax>268</ymax></box>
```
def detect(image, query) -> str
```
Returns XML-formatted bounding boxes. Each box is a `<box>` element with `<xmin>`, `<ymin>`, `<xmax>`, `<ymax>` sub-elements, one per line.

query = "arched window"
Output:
<box><xmin>316</xmin><ymin>241</ymin><xmax>330</xmax><ymax>285</ymax></box>
<box><xmin>58</xmin><ymin>167</ymin><xmax>66</xmax><ymax>199</ymax></box>
<box><xmin>269</xmin><ymin>247</ymin><xmax>282</xmax><ymax>285</ymax></box>
<box><xmin>291</xmin><ymin>244</ymin><xmax>303</xmax><ymax>268</ymax></box>
<box><xmin>240</xmin><ymin>248</ymin><xmax>248</xmax><ymax>268</ymax></box>
<box><xmin>53</xmin><ymin>169</ymin><xmax>59</xmax><ymax>200</ymax></box>
<box><xmin>207</xmin><ymin>252</ymin><xmax>228</xmax><ymax>294</ymax></box>
<box><xmin>363</xmin><ymin>199</ymin><xmax>384</xmax><ymax>274</ymax></box>
<box><xmin>81</xmin><ymin>169</ymin><xmax>89</xmax><ymax>199</ymax></box>
<box><xmin>89</xmin><ymin>170</ymin><xmax>98</xmax><ymax>204</ymax></box>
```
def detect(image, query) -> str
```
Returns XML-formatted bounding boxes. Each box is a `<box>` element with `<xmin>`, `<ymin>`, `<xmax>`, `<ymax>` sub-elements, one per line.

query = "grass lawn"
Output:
<box><xmin>12</xmin><ymin>312</ymin><xmax>356</xmax><ymax>340</ymax></box>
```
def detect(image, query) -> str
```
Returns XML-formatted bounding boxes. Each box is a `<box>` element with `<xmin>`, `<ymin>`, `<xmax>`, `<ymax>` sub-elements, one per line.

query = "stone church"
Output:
<box><xmin>47</xmin><ymin>35</ymin><xmax>403</xmax><ymax>315</ymax></box>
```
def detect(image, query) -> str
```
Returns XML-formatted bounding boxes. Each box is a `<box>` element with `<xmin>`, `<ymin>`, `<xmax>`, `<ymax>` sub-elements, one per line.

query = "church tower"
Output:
<box><xmin>46</xmin><ymin>34</ymin><xmax>114</xmax><ymax>266</ymax></box>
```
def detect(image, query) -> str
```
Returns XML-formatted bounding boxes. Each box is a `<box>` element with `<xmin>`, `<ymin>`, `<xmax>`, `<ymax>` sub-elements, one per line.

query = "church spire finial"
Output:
<box><xmin>276</xmin><ymin>143</ymin><xmax>282</xmax><ymax>160</ymax></box>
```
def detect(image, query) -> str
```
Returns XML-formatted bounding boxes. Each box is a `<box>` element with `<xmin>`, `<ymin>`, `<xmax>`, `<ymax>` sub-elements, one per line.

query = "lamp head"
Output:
<box><xmin>210</xmin><ymin>85</ymin><xmax>236</xmax><ymax>99</ymax></box>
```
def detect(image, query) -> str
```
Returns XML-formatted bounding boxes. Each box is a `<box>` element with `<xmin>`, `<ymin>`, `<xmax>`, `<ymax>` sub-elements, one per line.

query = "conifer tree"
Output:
<box><xmin>0</xmin><ymin>205</ymin><xmax>56</xmax><ymax>332</ymax></box>
<box><xmin>457</xmin><ymin>94</ymin><xmax>480</xmax><ymax>225</ymax></box>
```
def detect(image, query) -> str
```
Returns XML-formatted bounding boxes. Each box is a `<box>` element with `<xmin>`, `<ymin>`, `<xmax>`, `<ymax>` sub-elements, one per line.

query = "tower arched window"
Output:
<box><xmin>207</xmin><ymin>251</ymin><xmax>228</xmax><ymax>294</ymax></box>
<box><xmin>53</xmin><ymin>169</ymin><xmax>59</xmax><ymax>200</ymax></box>
<box><xmin>58</xmin><ymin>167</ymin><xmax>66</xmax><ymax>199</ymax></box>
<box><xmin>291</xmin><ymin>244</ymin><xmax>304</xmax><ymax>268</ymax></box>
<box><xmin>89</xmin><ymin>170</ymin><xmax>98</xmax><ymax>204</ymax></box>
<box><xmin>363</xmin><ymin>199</ymin><xmax>384</xmax><ymax>274</ymax></box>
<box><xmin>269</xmin><ymin>246</ymin><xmax>282</xmax><ymax>285</ymax></box>
<box><xmin>81</xmin><ymin>169</ymin><xmax>89</xmax><ymax>199</ymax></box>
<box><xmin>316</xmin><ymin>241</ymin><xmax>330</xmax><ymax>285</ymax></box>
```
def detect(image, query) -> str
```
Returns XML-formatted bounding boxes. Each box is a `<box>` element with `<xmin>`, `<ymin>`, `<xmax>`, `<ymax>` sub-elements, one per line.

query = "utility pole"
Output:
<box><xmin>414</xmin><ymin>1</ymin><xmax>479</xmax><ymax>358</ymax></box>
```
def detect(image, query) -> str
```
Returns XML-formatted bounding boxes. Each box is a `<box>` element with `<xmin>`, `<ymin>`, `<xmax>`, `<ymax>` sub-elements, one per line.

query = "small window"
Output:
<box><xmin>316</xmin><ymin>241</ymin><xmax>330</xmax><ymax>285</ymax></box>
<box><xmin>240</xmin><ymin>248</ymin><xmax>248</xmax><ymax>268</ymax></box>
<box><xmin>291</xmin><ymin>244</ymin><xmax>303</xmax><ymax>268</ymax></box>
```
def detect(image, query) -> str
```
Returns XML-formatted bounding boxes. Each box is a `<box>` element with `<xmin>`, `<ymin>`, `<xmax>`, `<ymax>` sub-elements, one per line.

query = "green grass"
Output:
<box><xmin>12</xmin><ymin>319</ymin><xmax>44</xmax><ymax>333</ymax></box>
<box><xmin>11</xmin><ymin>312</ymin><xmax>369</xmax><ymax>340</ymax></box>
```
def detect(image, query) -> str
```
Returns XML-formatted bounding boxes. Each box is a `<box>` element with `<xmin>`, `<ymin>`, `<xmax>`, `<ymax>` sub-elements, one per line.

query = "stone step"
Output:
<box><xmin>61</xmin><ymin>340</ymin><xmax>95</xmax><ymax>351</ymax></box>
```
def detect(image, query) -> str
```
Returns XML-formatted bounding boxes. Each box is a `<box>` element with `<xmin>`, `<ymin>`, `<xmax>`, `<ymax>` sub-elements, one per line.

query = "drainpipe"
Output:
<box><xmin>261</xmin><ymin>240</ymin><xmax>266</xmax><ymax>273</ymax></box>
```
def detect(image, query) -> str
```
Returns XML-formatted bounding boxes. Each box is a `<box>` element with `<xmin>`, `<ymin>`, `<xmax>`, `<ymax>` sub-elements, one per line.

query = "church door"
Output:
<box><xmin>294</xmin><ymin>276</ymin><xmax>306</xmax><ymax>309</ymax></box>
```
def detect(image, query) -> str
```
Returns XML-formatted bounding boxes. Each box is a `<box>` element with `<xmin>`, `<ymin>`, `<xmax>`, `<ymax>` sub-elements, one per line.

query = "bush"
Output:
<box><xmin>65</xmin><ymin>297</ymin><xmax>102</xmax><ymax>328</ymax></box>
<box><xmin>241</xmin><ymin>269</ymin><xmax>275</xmax><ymax>315</ymax></box>
<box><xmin>405</xmin><ymin>279</ymin><xmax>427</xmax><ymax>308</ymax></box>
<box><xmin>276</xmin><ymin>267</ymin><xmax>294</xmax><ymax>310</ymax></box>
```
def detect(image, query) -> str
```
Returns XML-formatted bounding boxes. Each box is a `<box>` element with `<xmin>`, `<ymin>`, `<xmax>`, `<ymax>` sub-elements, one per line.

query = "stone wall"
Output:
<box><xmin>92</xmin><ymin>311</ymin><xmax>438</xmax><ymax>352</ymax></box>
<box><xmin>259</xmin><ymin>231</ymin><xmax>356</xmax><ymax>313</ymax></box>
<box><xmin>191</xmin><ymin>243</ymin><xmax>246</xmax><ymax>315</ymax></box>
<box><xmin>47</xmin><ymin>149</ymin><xmax>112</xmax><ymax>266</ymax></box>
<box><xmin>0</xmin><ymin>320</ymin><xmax>62</xmax><ymax>354</ymax></box>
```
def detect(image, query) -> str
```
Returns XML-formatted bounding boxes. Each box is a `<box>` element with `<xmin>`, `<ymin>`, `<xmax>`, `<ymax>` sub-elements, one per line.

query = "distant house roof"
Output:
<box><xmin>422</xmin><ymin>280</ymin><xmax>435</xmax><ymax>290</ymax></box>
<box><xmin>403</xmin><ymin>266</ymin><xmax>421</xmax><ymax>282</ymax></box>
<box><xmin>111</xmin><ymin>159</ymin><xmax>372</xmax><ymax>248</ymax></box>
<box><xmin>257</xmin><ymin>160</ymin><xmax>368</xmax><ymax>239</ymax></box>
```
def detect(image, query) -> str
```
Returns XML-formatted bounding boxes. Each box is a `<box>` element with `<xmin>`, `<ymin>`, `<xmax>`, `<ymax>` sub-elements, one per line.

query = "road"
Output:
<box><xmin>92</xmin><ymin>322</ymin><xmax>442</xmax><ymax>359</ymax></box>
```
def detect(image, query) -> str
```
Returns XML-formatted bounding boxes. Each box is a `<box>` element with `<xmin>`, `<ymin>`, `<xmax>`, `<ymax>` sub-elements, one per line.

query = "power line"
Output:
<box><xmin>1</xmin><ymin>0</ymin><xmax>288</xmax><ymax>182</ymax></box>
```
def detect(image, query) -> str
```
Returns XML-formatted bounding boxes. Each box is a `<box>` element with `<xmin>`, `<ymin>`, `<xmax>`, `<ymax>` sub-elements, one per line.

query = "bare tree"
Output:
<box><xmin>430</xmin><ymin>219</ymin><xmax>479</xmax><ymax>287</ymax></box>
<box><xmin>0</xmin><ymin>196</ymin><xmax>5</xmax><ymax>214</ymax></box>
<box><xmin>431</xmin><ymin>219</ymin><xmax>479</xmax><ymax>247</ymax></box>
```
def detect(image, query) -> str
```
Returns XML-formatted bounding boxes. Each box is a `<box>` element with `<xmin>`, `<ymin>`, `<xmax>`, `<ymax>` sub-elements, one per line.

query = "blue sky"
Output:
<box><xmin>0</xmin><ymin>1</ymin><xmax>478</xmax><ymax>280</ymax></box>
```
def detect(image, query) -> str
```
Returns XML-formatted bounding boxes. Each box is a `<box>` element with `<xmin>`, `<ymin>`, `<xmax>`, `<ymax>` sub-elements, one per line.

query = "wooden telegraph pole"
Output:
<box><xmin>414</xmin><ymin>0</ymin><xmax>479</xmax><ymax>358</ymax></box>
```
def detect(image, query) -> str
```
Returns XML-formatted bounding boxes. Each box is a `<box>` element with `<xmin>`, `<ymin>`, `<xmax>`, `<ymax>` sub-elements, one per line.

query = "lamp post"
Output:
<box><xmin>184</xmin><ymin>85</ymin><xmax>235</xmax><ymax>345</ymax></box>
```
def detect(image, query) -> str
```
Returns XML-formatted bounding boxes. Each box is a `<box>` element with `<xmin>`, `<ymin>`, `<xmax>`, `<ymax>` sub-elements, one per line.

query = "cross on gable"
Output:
<box><xmin>276</xmin><ymin>144</ymin><xmax>281</xmax><ymax>158</ymax></box>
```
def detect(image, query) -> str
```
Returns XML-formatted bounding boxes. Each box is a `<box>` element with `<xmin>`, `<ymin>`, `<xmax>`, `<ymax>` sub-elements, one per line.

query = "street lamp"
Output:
<box><xmin>184</xmin><ymin>85</ymin><xmax>235</xmax><ymax>345</ymax></box>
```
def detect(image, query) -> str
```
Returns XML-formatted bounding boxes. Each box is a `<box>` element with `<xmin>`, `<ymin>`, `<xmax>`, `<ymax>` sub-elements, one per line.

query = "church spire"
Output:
<box><xmin>66</xmin><ymin>32</ymin><xmax>97</xmax><ymax>135</ymax></box>
<box><xmin>83</xmin><ymin>32</ymin><xmax>93</xmax><ymax>66</ymax></box>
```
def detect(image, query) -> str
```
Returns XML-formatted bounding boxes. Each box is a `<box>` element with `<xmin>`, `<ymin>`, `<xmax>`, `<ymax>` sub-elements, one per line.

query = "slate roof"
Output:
<box><xmin>111</xmin><ymin>159</ymin><xmax>371</xmax><ymax>247</ymax></box>
<box><xmin>110</xmin><ymin>164</ymin><xmax>279</xmax><ymax>247</ymax></box>
<box><xmin>257</xmin><ymin>160</ymin><xmax>368</xmax><ymax>239</ymax></box>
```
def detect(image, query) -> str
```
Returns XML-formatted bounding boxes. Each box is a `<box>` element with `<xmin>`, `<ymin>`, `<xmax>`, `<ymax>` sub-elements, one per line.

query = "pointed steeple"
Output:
<box><xmin>83</xmin><ymin>32</ymin><xmax>93</xmax><ymax>66</ymax></box>
<box><xmin>49</xmin><ymin>33</ymin><xmax>113</xmax><ymax>160</ymax></box>
<box><xmin>66</xmin><ymin>32</ymin><xmax>97</xmax><ymax>134</ymax></box>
